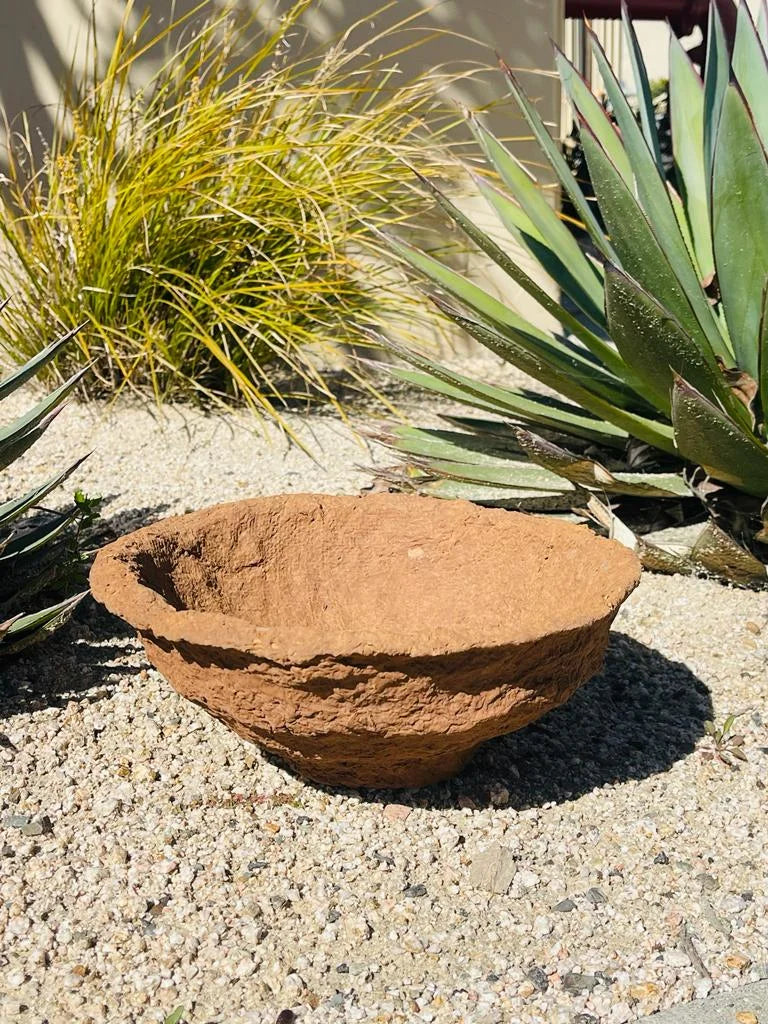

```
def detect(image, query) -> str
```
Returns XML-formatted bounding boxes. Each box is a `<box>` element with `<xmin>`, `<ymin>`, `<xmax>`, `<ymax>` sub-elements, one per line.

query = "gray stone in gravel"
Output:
<box><xmin>6</xmin><ymin>815</ymin><xmax>29</xmax><ymax>828</ymax></box>
<box><xmin>696</xmin><ymin>872</ymin><xmax>720</xmax><ymax>891</ymax></box>
<box><xmin>554</xmin><ymin>898</ymin><xmax>576</xmax><ymax>913</ymax></box>
<box><xmin>328</xmin><ymin>993</ymin><xmax>345</xmax><ymax>1008</ymax></box>
<box><xmin>2</xmin><ymin>844</ymin><xmax>14</xmax><ymax>857</ymax></box>
<box><xmin>469</xmin><ymin>843</ymin><xmax>517</xmax><ymax>895</ymax></box>
<box><xmin>402</xmin><ymin>883</ymin><xmax>427</xmax><ymax>897</ymax></box>
<box><xmin>20</xmin><ymin>821</ymin><xmax>44</xmax><ymax>836</ymax></box>
<box><xmin>700</xmin><ymin>901</ymin><xmax>732</xmax><ymax>937</ymax></box>
<box><xmin>526</xmin><ymin>966</ymin><xmax>549</xmax><ymax>992</ymax></box>
<box><xmin>562</xmin><ymin>973</ymin><xmax>600</xmax><ymax>994</ymax></box>
<box><xmin>642</xmin><ymin>979</ymin><xmax>768</xmax><ymax>1021</ymax></box>
<box><xmin>573</xmin><ymin>1015</ymin><xmax>598</xmax><ymax>1024</ymax></box>
<box><xmin>654</xmin><ymin>851</ymin><xmax>670</xmax><ymax>864</ymax></box>
<box><xmin>586</xmin><ymin>887</ymin><xmax>608</xmax><ymax>906</ymax></box>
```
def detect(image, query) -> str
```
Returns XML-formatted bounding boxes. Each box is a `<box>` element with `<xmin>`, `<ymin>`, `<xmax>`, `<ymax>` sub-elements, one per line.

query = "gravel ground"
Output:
<box><xmin>1</xmin><ymin>394</ymin><xmax>768</xmax><ymax>1024</ymax></box>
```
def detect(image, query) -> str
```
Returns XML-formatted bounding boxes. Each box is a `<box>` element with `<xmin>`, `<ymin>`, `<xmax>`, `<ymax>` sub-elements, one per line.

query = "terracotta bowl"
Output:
<box><xmin>90</xmin><ymin>493</ymin><xmax>640</xmax><ymax>789</ymax></box>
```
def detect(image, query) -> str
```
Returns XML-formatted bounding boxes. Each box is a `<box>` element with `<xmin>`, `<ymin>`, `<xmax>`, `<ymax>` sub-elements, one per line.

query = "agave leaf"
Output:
<box><xmin>711</xmin><ymin>82</ymin><xmax>768</xmax><ymax>381</ymax></box>
<box><xmin>620</xmin><ymin>0</ymin><xmax>664</xmax><ymax>172</ymax></box>
<box><xmin>691</xmin><ymin>520</ymin><xmax>768</xmax><ymax>586</ymax></box>
<box><xmin>585</xmin><ymin>496</ymin><xmax>696</xmax><ymax>574</ymax></box>
<box><xmin>473</xmin><ymin>175</ymin><xmax>606</xmax><ymax>327</ymax></box>
<box><xmin>671</xmin><ymin>376</ymin><xmax>768</xmax><ymax>496</ymax></box>
<box><xmin>732</xmin><ymin>2</ymin><xmax>768</xmax><ymax>151</ymax></box>
<box><xmin>373</xmin><ymin>423</ymin><xmax>523</xmax><ymax>466</ymax></box>
<box><xmin>760</xmin><ymin>280</ymin><xmax>768</xmax><ymax>423</ymax></box>
<box><xmin>0</xmin><ymin>591</ymin><xmax>87</xmax><ymax>656</ymax></box>
<box><xmin>0</xmin><ymin>454</ymin><xmax>89</xmax><ymax>530</ymax></box>
<box><xmin>0</xmin><ymin>366</ymin><xmax>90</xmax><ymax>451</ymax></box>
<box><xmin>499</xmin><ymin>59</ymin><xmax>615</xmax><ymax>260</ymax></box>
<box><xmin>0</xmin><ymin>613</ymin><xmax>23</xmax><ymax>641</ymax></box>
<box><xmin>0</xmin><ymin>509</ymin><xmax>79</xmax><ymax>563</ymax></box>
<box><xmin>704</xmin><ymin>2</ymin><xmax>731</xmax><ymax>180</ymax></box>
<box><xmin>669</xmin><ymin>34</ymin><xmax>714</xmax><ymax>282</ymax></box>
<box><xmin>413</xmin><ymin>453</ymin><xmax>577</xmax><ymax>492</ymax></box>
<box><xmin>515</xmin><ymin>427</ymin><xmax>690</xmax><ymax>498</ymax></box>
<box><xmin>387</xmin><ymin>363</ymin><xmax>627</xmax><ymax>447</ymax></box>
<box><xmin>555</xmin><ymin>48</ymin><xmax>633</xmax><ymax>188</ymax></box>
<box><xmin>580</xmin><ymin>121</ymin><xmax>732</xmax><ymax>365</ymax></box>
<box><xmin>468</xmin><ymin>116</ymin><xmax>605</xmax><ymax>325</ymax></box>
<box><xmin>404</xmin><ymin>474</ymin><xmax>579</xmax><ymax>510</ymax></box>
<box><xmin>387</xmin><ymin>237</ymin><xmax>644</xmax><ymax>413</ymax></box>
<box><xmin>604</xmin><ymin>264</ymin><xmax>748</xmax><ymax>427</ymax></box>
<box><xmin>758</xmin><ymin>0</ymin><xmax>768</xmax><ymax>48</ymax></box>
<box><xmin>0</xmin><ymin>407</ymin><xmax>64</xmax><ymax>473</ymax></box>
<box><xmin>415</xmin><ymin>172</ymin><xmax>624</xmax><ymax>375</ymax></box>
<box><xmin>433</xmin><ymin>301</ymin><xmax>678</xmax><ymax>454</ymax></box>
<box><xmin>0</xmin><ymin>323</ymin><xmax>86</xmax><ymax>401</ymax></box>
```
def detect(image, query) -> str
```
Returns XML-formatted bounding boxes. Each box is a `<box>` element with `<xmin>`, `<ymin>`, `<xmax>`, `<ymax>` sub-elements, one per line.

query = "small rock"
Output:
<box><xmin>525</xmin><ymin>966</ymin><xmax>549</xmax><ymax>993</ymax></box>
<box><xmin>735</xmin><ymin>1014</ymin><xmax>758</xmax><ymax>1024</ymax></box>
<box><xmin>2</xmin><ymin>844</ymin><xmax>14</xmax><ymax>857</ymax></box>
<box><xmin>517</xmin><ymin>981</ymin><xmax>536</xmax><ymax>998</ymax></box>
<box><xmin>383</xmin><ymin>804</ymin><xmax>411</xmax><ymax>823</ymax></box>
<box><xmin>402</xmin><ymin>883</ymin><xmax>427</xmax><ymax>898</ymax></box>
<box><xmin>629</xmin><ymin>982</ymin><xmax>659</xmax><ymax>999</ymax></box>
<box><xmin>694</xmin><ymin>978</ymin><xmax>713</xmax><ymax>999</ymax></box>
<box><xmin>562</xmin><ymin>972</ymin><xmax>599</xmax><ymax>994</ymax></box>
<box><xmin>653</xmin><ymin>851</ymin><xmax>669</xmax><ymax>865</ymax></box>
<box><xmin>745</xmin><ymin>620</ymin><xmax>762</xmax><ymax>635</ymax></box>
<box><xmin>336</xmin><ymin>963</ymin><xmax>349</xmax><ymax>974</ymax></box>
<box><xmin>726</xmin><ymin>953</ymin><xmax>751</xmax><ymax>972</ymax></box>
<box><xmin>533</xmin><ymin>914</ymin><xmax>553</xmax><ymax>937</ymax></box>
<box><xmin>488</xmin><ymin>783</ymin><xmax>510</xmax><ymax>807</ymax></box>
<box><xmin>275</xmin><ymin>1011</ymin><xmax>296</xmax><ymax>1024</ymax></box>
<box><xmin>328</xmin><ymin>993</ymin><xmax>345</xmax><ymax>1008</ymax></box>
<box><xmin>469</xmin><ymin>844</ymin><xmax>517</xmax><ymax>895</ymax></box>
<box><xmin>696</xmin><ymin>872</ymin><xmax>719</xmax><ymax>891</ymax></box>
<box><xmin>586</xmin><ymin>887</ymin><xmax>608</xmax><ymax>906</ymax></box>
<box><xmin>6</xmin><ymin>815</ymin><xmax>29</xmax><ymax>829</ymax></box>
<box><xmin>554</xmin><ymin>898</ymin><xmax>576</xmax><ymax>913</ymax></box>
<box><xmin>327</xmin><ymin>909</ymin><xmax>341</xmax><ymax>923</ymax></box>
<box><xmin>573</xmin><ymin>1016</ymin><xmax>598</xmax><ymax>1024</ymax></box>
<box><xmin>248</xmin><ymin>860</ymin><xmax>269</xmax><ymax>872</ymax></box>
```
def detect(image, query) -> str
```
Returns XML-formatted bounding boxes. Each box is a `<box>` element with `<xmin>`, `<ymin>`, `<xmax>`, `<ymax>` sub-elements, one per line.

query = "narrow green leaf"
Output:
<box><xmin>0</xmin><ymin>509</ymin><xmax>78</xmax><ymax>563</ymax></box>
<box><xmin>704</xmin><ymin>2</ymin><xmax>730</xmax><ymax>180</ymax></box>
<box><xmin>691</xmin><ymin>520</ymin><xmax>768</xmax><ymax>585</ymax></box>
<box><xmin>0</xmin><ymin>323</ymin><xmax>86</xmax><ymax>401</ymax></box>
<box><xmin>0</xmin><ymin>592</ymin><xmax>87</xmax><ymax>655</ymax></box>
<box><xmin>759</xmin><ymin>279</ymin><xmax>768</xmax><ymax>421</ymax></box>
<box><xmin>669</xmin><ymin>34</ymin><xmax>714</xmax><ymax>281</ymax></box>
<box><xmin>621</xmin><ymin>0</ymin><xmax>664</xmax><ymax>172</ymax></box>
<box><xmin>407</xmin><ymin>475</ymin><xmax>579</xmax><ymax>510</ymax></box>
<box><xmin>414</xmin><ymin>455</ymin><xmax>576</xmax><ymax>492</ymax></box>
<box><xmin>389</xmin><ymin>236</ymin><xmax>641</xmax><ymax>412</ymax></box>
<box><xmin>385</xmin><ymin>353</ymin><xmax>628</xmax><ymax>447</ymax></box>
<box><xmin>711</xmin><ymin>83</ymin><xmax>768</xmax><ymax>380</ymax></box>
<box><xmin>503</xmin><ymin>57</ymin><xmax>617</xmax><ymax>258</ymax></box>
<box><xmin>0</xmin><ymin>408</ymin><xmax>63</xmax><ymax>473</ymax></box>
<box><xmin>733</xmin><ymin>1</ymin><xmax>768</xmax><ymax>151</ymax></box>
<box><xmin>758</xmin><ymin>0</ymin><xmax>768</xmax><ymax>48</ymax></box>
<box><xmin>0</xmin><ymin>366</ymin><xmax>90</xmax><ymax>448</ymax></box>
<box><xmin>417</xmin><ymin>173</ymin><xmax>623</xmax><ymax>376</ymax></box>
<box><xmin>555</xmin><ymin>47</ymin><xmax>633</xmax><ymax>188</ymax></box>
<box><xmin>0</xmin><ymin>455</ymin><xmax>89</xmax><ymax>529</ymax></box>
<box><xmin>580</xmin><ymin>121</ymin><xmax>732</xmax><ymax>363</ymax></box>
<box><xmin>469</xmin><ymin>116</ymin><xmax>605</xmax><ymax>324</ymax></box>
<box><xmin>435</xmin><ymin>302</ymin><xmax>677</xmax><ymax>454</ymax></box>
<box><xmin>587</xmin><ymin>26</ymin><xmax>730</xmax><ymax>362</ymax></box>
<box><xmin>671</xmin><ymin>376</ymin><xmax>768</xmax><ymax>496</ymax></box>
<box><xmin>474</xmin><ymin>175</ymin><xmax>606</xmax><ymax>328</ymax></box>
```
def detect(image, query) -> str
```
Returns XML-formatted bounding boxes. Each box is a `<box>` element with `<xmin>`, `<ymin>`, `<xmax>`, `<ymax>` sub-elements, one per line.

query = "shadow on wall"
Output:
<box><xmin>0</xmin><ymin>0</ymin><xmax>563</xmax><ymax>153</ymax></box>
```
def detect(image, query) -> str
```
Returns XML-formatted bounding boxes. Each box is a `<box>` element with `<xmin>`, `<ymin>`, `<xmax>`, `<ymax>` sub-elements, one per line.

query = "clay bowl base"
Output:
<box><xmin>90</xmin><ymin>493</ymin><xmax>641</xmax><ymax>790</ymax></box>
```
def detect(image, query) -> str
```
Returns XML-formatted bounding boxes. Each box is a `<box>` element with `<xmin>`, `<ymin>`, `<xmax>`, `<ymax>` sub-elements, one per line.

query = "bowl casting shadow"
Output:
<box><xmin>90</xmin><ymin>493</ymin><xmax>641</xmax><ymax>789</ymax></box>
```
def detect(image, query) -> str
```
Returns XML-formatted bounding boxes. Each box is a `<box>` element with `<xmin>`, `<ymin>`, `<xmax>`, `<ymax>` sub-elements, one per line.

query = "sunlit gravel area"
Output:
<box><xmin>1</xmin><ymin>395</ymin><xmax>767</xmax><ymax>1024</ymax></box>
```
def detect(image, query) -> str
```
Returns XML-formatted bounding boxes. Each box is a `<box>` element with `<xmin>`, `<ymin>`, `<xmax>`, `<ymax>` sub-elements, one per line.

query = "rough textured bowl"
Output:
<box><xmin>90</xmin><ymin>493</ymin><xmax>641</xmax><ymax>788</ymax></box>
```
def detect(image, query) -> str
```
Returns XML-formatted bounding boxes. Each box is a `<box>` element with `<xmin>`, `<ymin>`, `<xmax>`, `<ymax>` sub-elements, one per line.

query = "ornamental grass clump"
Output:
<box><xmin>0</xmin><ymin>1</ymin><xmax>457</xmax><ymax>429</ymax></box>
<box><xmin>375</xmin><ymin>0</ymin><xmax>768</xmax><ymax>587</ymax></box>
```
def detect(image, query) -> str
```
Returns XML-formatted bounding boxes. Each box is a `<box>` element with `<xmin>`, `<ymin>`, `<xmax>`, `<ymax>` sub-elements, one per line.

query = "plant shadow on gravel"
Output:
<box><xmin>353</xmin><ymin>633</ymin><xmax>714</xmax><ymax>810</ymax></box>
<box><xmin>0</xmin><ymin>504</ymin><xmax>168</xmax><ymax>718</ymax></box>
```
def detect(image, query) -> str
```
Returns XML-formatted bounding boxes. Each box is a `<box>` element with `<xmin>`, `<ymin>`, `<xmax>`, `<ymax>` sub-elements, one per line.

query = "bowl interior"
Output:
<box><xmin>130</xmin><ymin>494</ymin><xmax>637</xmax><ymax>644</ymax></box>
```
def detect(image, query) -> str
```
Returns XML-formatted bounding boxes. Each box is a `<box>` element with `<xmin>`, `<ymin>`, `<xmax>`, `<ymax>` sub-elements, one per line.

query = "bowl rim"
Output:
<box><xmin>89</xmin><ymin>493</ymin><xmax>642</xmax><ymax>662</ymax></box>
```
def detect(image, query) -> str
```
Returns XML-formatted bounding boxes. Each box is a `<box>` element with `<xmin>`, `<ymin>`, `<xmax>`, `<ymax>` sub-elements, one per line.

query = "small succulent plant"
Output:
<box><xmin>0</xmin><ymin>321</ymin><xmax>96</xmax><ymax>657</ymax></box>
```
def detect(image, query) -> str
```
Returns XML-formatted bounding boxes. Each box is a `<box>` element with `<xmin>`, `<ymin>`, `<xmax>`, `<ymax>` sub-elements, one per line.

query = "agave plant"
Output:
<box><xmin>373</xmin><ymin>0</ymin><xmax>768</xmax><ymax>587</ymax></box>
<box><xmin>0</xmin><ymin>323</ymin><xmax>96</xmax><ymax>657</ymax></box>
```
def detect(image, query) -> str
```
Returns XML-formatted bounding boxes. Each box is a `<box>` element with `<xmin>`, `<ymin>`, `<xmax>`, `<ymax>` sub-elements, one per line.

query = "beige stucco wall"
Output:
<box><xmin>1</xmin><ymin>0</ymin><xmax>564</xmax><ymax>145</ymax></box>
